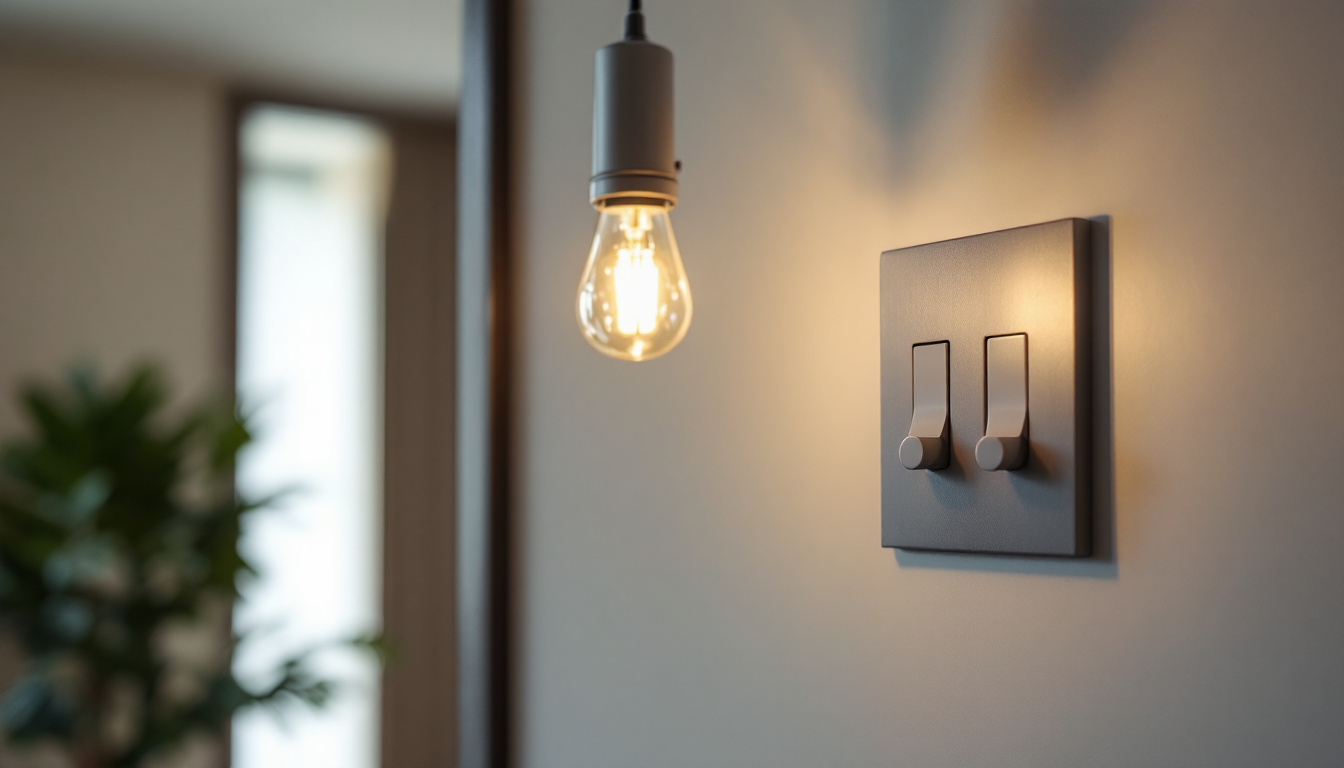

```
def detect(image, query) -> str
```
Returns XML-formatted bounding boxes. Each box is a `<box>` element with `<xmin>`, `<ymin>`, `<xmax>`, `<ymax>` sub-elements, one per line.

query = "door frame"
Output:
<box><xmin>456</xmin><ymin>0</ymin><xmax>513</xmax><ymax>766</ymax></box>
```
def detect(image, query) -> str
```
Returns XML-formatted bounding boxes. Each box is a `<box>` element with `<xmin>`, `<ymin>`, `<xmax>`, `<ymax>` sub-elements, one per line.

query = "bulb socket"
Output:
<box><xmin>590</xmin><ymin>39</ymin><xmax>677</xmax><ymax>208</ymax></box>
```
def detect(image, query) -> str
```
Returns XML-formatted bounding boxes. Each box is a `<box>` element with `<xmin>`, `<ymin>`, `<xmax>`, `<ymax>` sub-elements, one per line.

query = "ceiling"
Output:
<box><xmin>0</xmin><ymin>0</ymin><xmax>462</xmax><ymax>112</ymax></box>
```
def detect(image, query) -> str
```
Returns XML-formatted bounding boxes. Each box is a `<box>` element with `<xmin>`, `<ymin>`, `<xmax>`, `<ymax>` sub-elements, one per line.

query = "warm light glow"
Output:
<box><xmin>577</xmin><ymin>204</ymin><xmax>691</xmax><ymax>361</ymax></box>
<box><xmin>612</xmin><ymin>208</ymin><xmax>660</xmax><ymax>335</ymax></box>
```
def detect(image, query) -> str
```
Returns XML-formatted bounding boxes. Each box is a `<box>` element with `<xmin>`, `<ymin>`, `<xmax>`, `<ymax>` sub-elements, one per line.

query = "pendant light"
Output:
<box><xmin>575</xmin><ymin>0</ymin><xmax>690</xmax><ymax>362</ymax></box>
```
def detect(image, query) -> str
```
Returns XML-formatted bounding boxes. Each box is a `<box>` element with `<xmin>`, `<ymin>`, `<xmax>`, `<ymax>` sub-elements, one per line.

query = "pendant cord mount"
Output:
<box><xmin>592</xmin><ymin>0</ymin><xmax>677</xmax><ymax>206</ymax></box>
<box><xmin>624</xmin><ymin>0</ymin><xmax>646</xmax><ymax>41</ymax></box>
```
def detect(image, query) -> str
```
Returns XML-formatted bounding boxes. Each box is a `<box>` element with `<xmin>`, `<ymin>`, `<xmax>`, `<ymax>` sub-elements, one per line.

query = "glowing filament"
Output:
<box><xmin>612</xmin><ymin>209</ymin><xmax>660</xmax><ymax>337</ymax></box>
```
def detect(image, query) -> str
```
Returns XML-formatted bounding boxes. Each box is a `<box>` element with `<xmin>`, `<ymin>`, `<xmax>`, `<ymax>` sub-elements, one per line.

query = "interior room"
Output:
<box><xmin>0</xmin><ymin>1</ymin><xmax>1341</xmax><ymax>767</ymax></box>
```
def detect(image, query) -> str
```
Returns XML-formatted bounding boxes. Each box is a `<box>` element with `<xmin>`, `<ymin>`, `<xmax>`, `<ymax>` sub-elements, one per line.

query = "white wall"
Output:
<box><xmin>0</xmin><ymin>50</ymin><xmax>224</xmax><ymax>429</ymax></box>
<box><xmin>514</xmin><ymin>2</ymin><xmax>1344</xmax><ymax>766</ymax></box>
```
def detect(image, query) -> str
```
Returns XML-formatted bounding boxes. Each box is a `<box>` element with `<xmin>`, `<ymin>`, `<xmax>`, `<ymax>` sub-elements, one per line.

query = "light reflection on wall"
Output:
<box><xmin>233</xmin><ymin>104</ymin><xmax>388</xmax><ymax>768</ymax></box>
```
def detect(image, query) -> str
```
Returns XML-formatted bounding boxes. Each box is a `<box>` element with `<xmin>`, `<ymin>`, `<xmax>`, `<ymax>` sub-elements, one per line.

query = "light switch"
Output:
<box><xmin>880</xmin><ymin>218</ymin><xmax>1092</xmax><ymax>557</ymax></box>
<box><xmin>976</xmin><ymin>334</ymin><xmax>1028</xmax><ymax>471</ymax></box>
<box><xmin>899</xmin><ymin>342</ymin><xmax>949</xmax><ymax>470</ymax></box>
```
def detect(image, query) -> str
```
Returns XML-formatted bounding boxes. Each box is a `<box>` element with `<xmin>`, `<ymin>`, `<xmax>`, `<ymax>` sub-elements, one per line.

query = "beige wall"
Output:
<box><xmin>0</xmin><ymin>50</ymin><xmax>225</xmax><ymax>768</ymax></box>
<box><xmin>0</xmin><ymin>50</ymin><xmax>225</xmax><ymax>429</ymax></box>
<box><xmin>514</xmin><ymin>1</ymin><xmax>1344</xmax><ymax>766</ymax></box>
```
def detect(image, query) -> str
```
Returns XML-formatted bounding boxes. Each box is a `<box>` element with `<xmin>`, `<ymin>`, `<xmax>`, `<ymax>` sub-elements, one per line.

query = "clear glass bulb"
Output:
<box><xmin>576</xmin><ymin>203</ymin><xmax>691</xmax><ymax>361</ymax></box>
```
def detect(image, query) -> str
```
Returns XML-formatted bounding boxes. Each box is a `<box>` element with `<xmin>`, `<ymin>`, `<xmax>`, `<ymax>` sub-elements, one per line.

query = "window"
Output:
<box><xmin>233</xmin><ymin>104</ymin><xmax>390</xmax><ymax>768</ymax></box>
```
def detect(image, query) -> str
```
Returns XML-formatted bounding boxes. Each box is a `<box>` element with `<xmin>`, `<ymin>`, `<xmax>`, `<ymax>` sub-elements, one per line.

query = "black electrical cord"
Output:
<box><xmin>624</xmin><ymin>0</ymin><xmax>646</xmax><ymax>40</ymax></box>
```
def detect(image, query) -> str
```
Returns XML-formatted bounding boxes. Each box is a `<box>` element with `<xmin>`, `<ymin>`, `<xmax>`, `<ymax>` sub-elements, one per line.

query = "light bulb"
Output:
<box><xmin>576</xmin><ymin>203</ymin><xmax>691</xmax><ymax>361</ymax></box>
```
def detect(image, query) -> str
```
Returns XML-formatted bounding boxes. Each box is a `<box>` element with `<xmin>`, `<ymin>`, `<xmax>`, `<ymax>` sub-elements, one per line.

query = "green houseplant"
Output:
<box><xmin>0</xmin><ymin>365</ymin><xmax>347</xmax><ymax>768</ymax></box>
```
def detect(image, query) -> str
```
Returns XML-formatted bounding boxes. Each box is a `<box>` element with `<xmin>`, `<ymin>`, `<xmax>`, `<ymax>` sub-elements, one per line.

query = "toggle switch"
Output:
<box><xmin>976</xmin><ymin>334</ymin><xmax>1028</xmax><ymax>471</ymax></box>
<box><xmin>899</xmin><ymin>341</ymin><xmax>949</xmax><ymax>470</ymax></box>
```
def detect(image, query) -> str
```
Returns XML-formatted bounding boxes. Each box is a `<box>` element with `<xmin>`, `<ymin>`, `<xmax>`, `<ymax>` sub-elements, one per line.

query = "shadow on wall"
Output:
<box><xmin>858</xmin><ymin>0</ymin><xmax>958</xmax><ymax>148</ymax></box>
<box><xmin>858</xmin><ymin>0</ymin><xmax>1153</xmax><ymax>179</ymax></box>
<box><xmin>895</xmin><ymin>214</ymin><xmax>1116</xmax><ymax>578</ymax></box>
<box><xmin>1003</xmin><ymin>0</ymin><xmax>1154</xmax><ymax>100</ymax></box>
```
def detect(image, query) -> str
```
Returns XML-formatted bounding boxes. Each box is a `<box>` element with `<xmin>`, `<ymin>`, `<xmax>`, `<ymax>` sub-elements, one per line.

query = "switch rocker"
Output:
<box><xmin>975</xmin><ymin>334</ymin><xmax>1028</xmax><ymax>471</ymax></box>
<box><xmin>899</xmin><ymin>342</ymin><xmax>950</xmax><ymax>470</ymax></box>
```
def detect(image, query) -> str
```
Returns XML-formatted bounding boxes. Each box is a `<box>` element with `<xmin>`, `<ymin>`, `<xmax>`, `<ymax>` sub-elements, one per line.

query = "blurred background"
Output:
<box><xmin>6</xmin><ymin>1</ymin><xmax>1344</xmax><ymax>767</ymax></box>
<box><xmin>0</xmin><ymin>1</ymin><xmax>462</xmax><ymax>766</ymax></box>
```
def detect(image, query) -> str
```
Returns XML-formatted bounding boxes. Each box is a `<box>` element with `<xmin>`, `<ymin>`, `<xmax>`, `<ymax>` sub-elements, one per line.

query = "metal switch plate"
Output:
<box><xmin>880</xmin><ymin>219</ymin><xmax>1092</xmax><ymax>556</ymax></box>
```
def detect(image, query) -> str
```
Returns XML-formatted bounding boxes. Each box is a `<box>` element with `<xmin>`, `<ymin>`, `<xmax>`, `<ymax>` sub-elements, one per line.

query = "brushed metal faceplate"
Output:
<box><xmin>880</xmin><ymin>219</ymin><xmax>1092</xmax><ymax>556</ymax></box>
